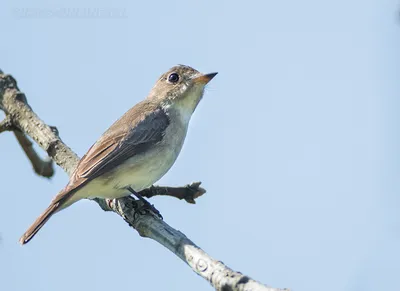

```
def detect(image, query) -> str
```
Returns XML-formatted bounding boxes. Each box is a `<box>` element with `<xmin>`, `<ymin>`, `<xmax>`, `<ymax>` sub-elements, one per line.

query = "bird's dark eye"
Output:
<box><xmin>168</xmin><ymin>73</ymin><xmax>180</xmax><ymax>83</ymax></box>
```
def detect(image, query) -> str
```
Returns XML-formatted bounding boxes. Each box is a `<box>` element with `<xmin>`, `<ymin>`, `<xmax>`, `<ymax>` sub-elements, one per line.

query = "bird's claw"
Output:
<box><xmin>134</xmin><ymin>200</ymin><xmax>163</xmax><ymax>220</ymax></box>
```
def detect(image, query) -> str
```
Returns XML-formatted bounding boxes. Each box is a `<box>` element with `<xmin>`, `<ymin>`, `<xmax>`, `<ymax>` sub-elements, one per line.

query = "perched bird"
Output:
<box><xmin>20</xmin><ymin>65</ymin><xmax>217</xmax><ymax>245</ymax></box>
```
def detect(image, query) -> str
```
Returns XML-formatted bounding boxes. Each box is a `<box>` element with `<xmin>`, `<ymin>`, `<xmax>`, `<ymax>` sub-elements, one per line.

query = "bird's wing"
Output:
<box><xmin>79</xmin><ymin>108</ymin><xmax>169</xmax><ymax>179</ymax></box>
<box><xmin>60</xmin><ymin>104</ymin><xmax>170</xmax><ymax>197</ymax></box>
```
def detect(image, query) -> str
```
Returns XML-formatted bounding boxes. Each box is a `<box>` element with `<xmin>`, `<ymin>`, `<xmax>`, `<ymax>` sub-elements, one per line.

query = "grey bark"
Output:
<box><xmin>0</xmin><ymin>71</ymin><xmax>288</xmax><ymax>291</ymax></box>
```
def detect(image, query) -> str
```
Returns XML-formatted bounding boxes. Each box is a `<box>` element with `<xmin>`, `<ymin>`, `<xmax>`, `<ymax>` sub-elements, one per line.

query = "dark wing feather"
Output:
<box><xmin>64</xmin><ymin>102</ymin><xmax>170</xmax><ymax>194</ymax></box>
<box><xmin>79</xmin><ymin>108</ymin><xmax>169</xmax><ymax>179</ymax></box>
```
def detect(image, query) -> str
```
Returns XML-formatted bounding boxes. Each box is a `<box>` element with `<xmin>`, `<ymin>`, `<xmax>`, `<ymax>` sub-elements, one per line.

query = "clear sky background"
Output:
<box><xmin>0</xmin><ymin>1</ymin><xmax>399</xmax><ymax>291</ymax></box>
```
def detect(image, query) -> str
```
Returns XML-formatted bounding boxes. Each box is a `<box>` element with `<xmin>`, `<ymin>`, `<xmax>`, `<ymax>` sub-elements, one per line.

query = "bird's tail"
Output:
<box><xmin>19</xmin><ymin>202</ymin><xmax>61</xmax><ymax>245</ymax></box>
<box><xmin>19</xmin><ymin>188</ymin><xmax>78</xmax><ymax>245</ymax></box>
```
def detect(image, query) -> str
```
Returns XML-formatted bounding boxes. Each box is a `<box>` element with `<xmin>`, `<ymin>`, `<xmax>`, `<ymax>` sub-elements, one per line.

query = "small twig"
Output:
<box><xmin>0</xmin><ymin>115</ymin><xmax>54</xmax><ymax>178</ymax></box>
<box><xmin>13</xmin><ymin>130</ymin><xmax>54</xmax><ymax>178</ymax></box>
<box><xmin>0</xmin><ymin>116</ymin><xmax>14</xmax><ymax>133</ymax></box>
<box><xmin>139</xmin><ymin>182</ymin><xmax>206</xmax><ymax>204</ymax></box>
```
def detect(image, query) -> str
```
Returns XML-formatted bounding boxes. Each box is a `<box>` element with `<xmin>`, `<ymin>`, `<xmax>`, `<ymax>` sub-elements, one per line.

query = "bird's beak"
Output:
<box><xmin>192</xmin><ymin>72</ymin><xmax>218</xmax><ymax>85</ymax></box>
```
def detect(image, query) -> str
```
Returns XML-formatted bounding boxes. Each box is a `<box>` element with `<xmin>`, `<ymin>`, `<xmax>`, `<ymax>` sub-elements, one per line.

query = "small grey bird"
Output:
<box><xmin>20</xmin><ymin>65</ymin><xmax>217</xmax><ymax>245</ymax></box>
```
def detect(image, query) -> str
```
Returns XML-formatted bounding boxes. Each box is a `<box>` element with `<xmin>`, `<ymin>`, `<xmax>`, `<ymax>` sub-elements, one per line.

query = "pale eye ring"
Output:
<box><xmin>168</xmin><ymin>73</ymin><xmax>180</xmax><ymax>83</ymax></box>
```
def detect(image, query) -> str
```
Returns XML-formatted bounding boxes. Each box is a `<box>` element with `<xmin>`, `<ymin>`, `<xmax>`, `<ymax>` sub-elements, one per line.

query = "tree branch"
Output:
<box><xmin>0</xmin><ymin>115</ymin><xmax>14</xmax><ymax>132</ymax></box>
<box><xmin>0</xmin><ymin>70</ymin><xmax>288</xmax><ymax>291</ymax></box>
<box><xmin>13</xmin><ymin>130</ymin><xmax>55</xmax><ymax>178</ymax></box>
<box><xmin>1</xmin><ymin>90</ymin><xmax>55</xmax><ymax>178</ymax></box>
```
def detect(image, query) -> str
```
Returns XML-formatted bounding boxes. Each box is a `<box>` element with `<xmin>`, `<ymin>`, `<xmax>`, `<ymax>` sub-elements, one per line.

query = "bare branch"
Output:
<box><xmin>0</xmin><ymin>73</ymin><xmax>79</xmax><ymax>175</ymax></box>
<box><xmin>101</xmin><ymin>197</ymin><xmax>286</xmax><ymax>291</ymax></box>
<box><xmin>1</xmin><ymin>99</ymin><xmax>54</xmax><ymax>178</ymax></box>
<box><xmin>0</xmin><ymin>116</ymin><xmax>14</xmax><ymax>132</ymax></box>
<box><xmin>13</xmin><ymin>130</ymin><xmax>55</xmax><ymax>178</ymax></box>
<box><xmin>0</xmin><ymin>70</ymin><xmax>287</xmax><ymax>291</ymax></box>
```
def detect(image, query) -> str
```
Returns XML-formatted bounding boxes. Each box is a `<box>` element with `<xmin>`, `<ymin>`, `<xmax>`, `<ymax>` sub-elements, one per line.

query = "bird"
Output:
<box><xmin>20</xmin><ymin>64</ymin><xmax>217</xmax><ymax>245</ymax></box>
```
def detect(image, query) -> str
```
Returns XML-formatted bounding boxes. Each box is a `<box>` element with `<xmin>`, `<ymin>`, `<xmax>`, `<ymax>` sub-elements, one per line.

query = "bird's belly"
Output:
<box><xmin>86</xmin><ymin>133</ymin><xmax>186</xmax><ymax>200</ymax></box>
<box><xmin>112</xmin><ymin>145</ymin><xmax>180</xmax><ymax>192</ymax></box>
<box><xmin>84</xmin><ymin>147</ymin><xmax>180</xmax><ymax>200</ymax></box>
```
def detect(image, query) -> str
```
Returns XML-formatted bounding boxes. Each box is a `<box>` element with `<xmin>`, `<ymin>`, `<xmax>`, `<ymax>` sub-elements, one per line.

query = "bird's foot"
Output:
<box><xmin>134</xmin><ymin>200</ymin><xmax>163</xmax><ymax>219</ymax></box>
<box><xmin>127</xmin><ymin>187</ymin><xmax>163</xmax><ymax>219</ymax></box>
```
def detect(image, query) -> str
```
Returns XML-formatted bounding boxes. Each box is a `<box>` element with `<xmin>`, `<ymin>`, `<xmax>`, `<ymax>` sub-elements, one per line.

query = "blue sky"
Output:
<box><xmin>0</xmin><ymin>1</ymin><xmax>399</xmax><ymax>291</ymax></box>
